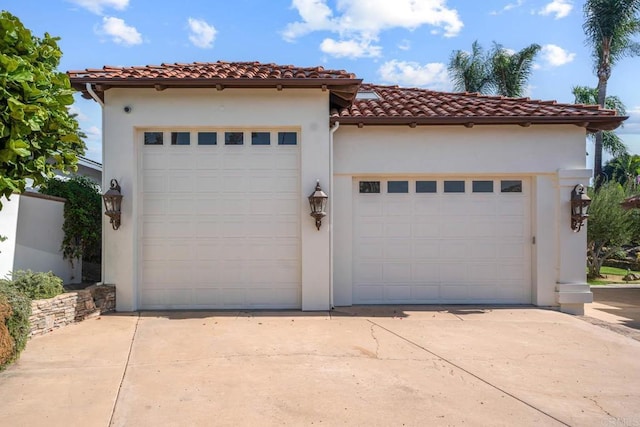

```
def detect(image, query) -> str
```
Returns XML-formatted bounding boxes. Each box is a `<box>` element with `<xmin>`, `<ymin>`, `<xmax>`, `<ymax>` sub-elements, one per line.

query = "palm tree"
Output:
<box><xmin>572</xmin><ymin>85</ymin><xmax>628</xmax><ymax>157</ymax></box>
<box><xmin>490</xmin><ymin>43</ymin><xmax>541</xmax><ymax>97</ymax></box>
<box><xmin>583</xmin><ymin>0</ymin><xmax>640</xmax><ymax>185</ymax></box>
<box><xmin>603</xmin><ymin>153</ymin><xmax>640</xmax><ymax>186</ymax></box>
<box><xmin>447</xmin><ymin>41</ymin><xmax>493</xmax><ymax>94</ymax></box>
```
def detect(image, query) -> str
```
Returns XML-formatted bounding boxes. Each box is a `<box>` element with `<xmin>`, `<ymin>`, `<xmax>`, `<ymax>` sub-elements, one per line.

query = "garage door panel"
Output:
<box><xmin>440</xmin><ymin>285</ymin><xmax>468</xmax><ymax>300</ymax></box>
<box><xmin>440</xmin><ymin>220</ymin><xmax>470</xmax><ymax>237</ymax></box>
<box><xmin>195</xmin><ymin>154</ymin><xmax>220</xmax><ymax>170</ymax></box>
<box><xmin>439</xmin><ymin>241</ymin><xmax>469</xmax><ymax>258</ymax></box>
<box><xmin>143</xmin><ymin>174</ymin><xmax>167</xmax><ymax>193</ymax></box>
<box><xmin>195</xmin><ymin>174</ymin><xmax>221</xmax><ymax>192</ymax></box>
<box><xmin>468</xmin><ymin>219</ymin><xmax>497</xmax><ymax>237</ymax></box>
<box><xmin>359</xmin><ymin>200</ymin><xmax>383</xmax><ymax>216</ymax></box>
<box><xmin>411</xmin><ymin>285</ymin><xmax>440</xmax><ymax>300</ymax></box>
<box><xmin>383</xmin><ymin>263</ymin><xmax>411</xmax><ymax>282</ymax></box>
<box><xmin>385</xmin><ymin>200</ymin><xmax>412</xmax><ymax>215</ymax></box>
<box><xmin>384</xmin><ymin>222</ymin><xmax>411</xmax><ymax>238</ymax></box>
<box><xmin>140</xmin><ymin>133</ymin><xmax>301</xmax><ymax>309</ymax></box>
<box><xmin>384</xmin><ymin>241</ymin><xmax>411</xmax><ymax>258</ymax></box>
<box><xmin>355</xmin><ymin>263</ymin><xmax>383</xmax><ymax>283</ymax></box>
<box><xmin>468</xmin><ymin>242</ymin><xmax>497</xmax><ymax>259</ymax></box>
<box><xmin>384</xmin><ymin>285</ymin><xmax>411</xmax><ymax>301</ymax></box>
<box><xmin>354</xmin><ymin>177</ymin><xmax>531</xmax><ymax>304</ymax></box>
<box><xmin>440</xmin><ymin>263</ymin><xmax>468</xmax><ymax>282</ymax></box>
<box><xmin>411</xmin><ymin>262</ymin><xmax>440</xmax><ymax>281</ymax></box>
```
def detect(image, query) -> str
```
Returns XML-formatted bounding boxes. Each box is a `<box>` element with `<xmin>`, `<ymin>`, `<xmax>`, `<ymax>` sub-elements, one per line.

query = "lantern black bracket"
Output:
<box><xmin>570</xmin><ymin>184</ymin><xmax>591</xmax><ymax>233</ymax></box>
<box><xmin>308</xmin><ymin>181</ymin><xmax>328</xmax><ymax>230</ymax></box>
<box><xmin>103</xmin><ymin>179</ymin><xmax>123</xmax><ymax>230</ymax></box>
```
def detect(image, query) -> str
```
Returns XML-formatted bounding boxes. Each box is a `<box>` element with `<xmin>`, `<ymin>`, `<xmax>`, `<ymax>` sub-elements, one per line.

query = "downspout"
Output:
<box><xmin>329</xmin><ymin>121</ymin><xmax>340</xmax><ymax>309</ymax></box>
<box><xmin>85</xmin><ymin>83</ymin><xmax>104</xmax><ymax>107</ymax></box>
<box><xmin>85</xmin><ymin>83</ymin><xmax>106</xmax><ymax>286</ymax></box>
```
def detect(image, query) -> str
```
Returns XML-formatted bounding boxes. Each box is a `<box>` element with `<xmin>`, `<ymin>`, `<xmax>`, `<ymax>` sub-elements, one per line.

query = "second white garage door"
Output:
<box><xmin>353</xmin><ymin>178</ymin><xmax>531</xmax><ymax>304</ymax></box>
<box><xmin>139</xmin><ymin>130</ymin><xmax>301</xmax><ymax>309</ymax></box>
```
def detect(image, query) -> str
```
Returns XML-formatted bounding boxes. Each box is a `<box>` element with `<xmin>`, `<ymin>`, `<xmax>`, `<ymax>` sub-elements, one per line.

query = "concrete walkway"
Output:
<box><xmin>1</xmin><ymin>307</ymin><xmax>640</xmax><ymax>426</ymax></box>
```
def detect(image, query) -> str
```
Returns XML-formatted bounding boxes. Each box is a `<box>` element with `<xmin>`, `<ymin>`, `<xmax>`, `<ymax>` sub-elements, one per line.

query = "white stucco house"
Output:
<box><xmin>68</xmin><ymin>61</ymin><xmax>625</xmax><ymax>315</ymax></box>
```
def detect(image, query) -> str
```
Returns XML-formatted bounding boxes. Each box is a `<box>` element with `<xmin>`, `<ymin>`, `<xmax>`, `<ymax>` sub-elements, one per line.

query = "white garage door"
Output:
<box><xmin>139</xmin><ymin>130</ymin><xmax>300</xmax><ymax>309</ymax></box>
<box><xmin>354</xmin><ymin>178</ymin><xmax>531</xmax><ymax>304</ymax></box>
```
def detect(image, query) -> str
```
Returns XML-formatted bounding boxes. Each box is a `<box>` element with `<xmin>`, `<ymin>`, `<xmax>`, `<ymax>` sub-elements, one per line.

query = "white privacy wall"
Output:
<box><xmin>0</xmin><ymin>193</ymin><xmax>80</xmax><ymax>283</ymax></box>
<box><xmin>102</xmin><ymin>88</ymin><xmax>332</xmax><ymax>311</ymax></box>
<box><xmin>332</xmin><ymin>124</ymin><xmax>590</xmax><ymax>311</ymax></box>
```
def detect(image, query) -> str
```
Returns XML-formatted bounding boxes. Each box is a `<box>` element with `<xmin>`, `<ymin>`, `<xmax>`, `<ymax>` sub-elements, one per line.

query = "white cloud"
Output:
<box><xmin>398</xmin><ymin>39</ymin><xmax>411</xmax><ymax>51</ymax></box>
<box><xmin>98</xmin><ymin>16</ymin><xmax>142</xmax><ymax>46</ymax></box>
<box><xmin>85</xmin><ymin>125</ymin><xmax>102</xmax><ymax>138</ymax></box>
<box><xmin>379</xmin><ymin>60</ymin><xmax>449</xmax><ymax>89</ymax></box>
<box><xmin>67</xmin><ymin>0</ymin><xmax>129</xmax><ymax>15</ymax></box>
<box><xmin>283</xmin><ymin>0</ymin><xmax>463</xmax><ymax>56</ymax></box>
<box><xmin>320</xmin><ymin>37</ymin><xmax>381</xmax><ymax>58</ymax></box>
<box><xmin>539</xmin><ymin>0</ymin><xmax>572</xmax><ymax>19</ymax></box>
<box><xmin>187</xmin><ymin>18</ymin><xmax>217</xmax><ymax>49</ymax></box>
<box><xmin>490</xmin><ymin>0</ymin><xmax>525</xmax><ymax>15</ymax></box>
<box><xmin>541</xmin><ymin>44</ymin><xmax>576</xmax><ymax>66</ymax></box>
<box><xmin>68</xmin><ymin>105</ymin><xmax>89</xmax><ymax>121</ymax></box>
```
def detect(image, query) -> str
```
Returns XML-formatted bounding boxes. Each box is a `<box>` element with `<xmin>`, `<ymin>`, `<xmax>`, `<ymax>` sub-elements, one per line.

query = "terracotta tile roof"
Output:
<box><xmin>330</xmin><ymin>84</ymin><xmax>625</xmax><ymax>132</ymax></box>
<box><xmin>68</xmin><ymin>61</ymin><xmax>361</xmax><ymax>107</ymax></box>
<box><xmin>67</xmin><ymin>61</ymin><xmax>358</xmax><ymax>81</ymax></box>
<box><xmin>68</xmin><ymin>62</ymin><xmax>625</xmax><ymax>131</ymax></box>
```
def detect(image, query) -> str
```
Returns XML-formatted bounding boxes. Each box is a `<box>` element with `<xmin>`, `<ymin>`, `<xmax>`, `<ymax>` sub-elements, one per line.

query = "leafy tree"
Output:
<box><xmin>39</xmin><ymin>176</ymin><xmax>101</xmax><ymax>265</ymax></box>
<box><xmin>572</xmin><ymin>85</ymin><xmax>628</xmax><ymax>157</ymax></box>
<box><xmin>447</xmin><ymin>41</ymin><xmax>541</xmax><ymax>97</ymax></box>
<box><xmin>583</xmin><ymin>0</ymin><xmax>640</xmax><ymax>184</ymax></box>
<box><xmin>0</xmin><ymin>11</ymin><xmax>85</xmax><ymax>209</ymax></box>
<box><xmin>587</xmin><ymin>181</ymin><xmax>635</xmax><ymax>277</ymax></box>
<box><xmin>448</xmin><ymin>41</ymin><xmax>493</xmax><ymax>94</ymax></box>
<box><xmin>603</xmin><ymin>153</ymin><xmax>640</xmax><ymax>186</ymax></box>
<box><xmin>490</xmin><ymin>43</ymin><xmax>541</xmax><ymax>97</ymax></box>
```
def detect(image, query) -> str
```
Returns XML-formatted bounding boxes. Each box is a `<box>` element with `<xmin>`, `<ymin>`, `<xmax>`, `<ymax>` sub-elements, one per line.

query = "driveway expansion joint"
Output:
<box><xmin>108</xmin><ymin>312</ymin><xmax>140</xmax><ymax>427</ymax></box>
<box><xmin>366</xmin><ymin>318</ymin><xmax>571</xmax><ymax>427</ymax></box>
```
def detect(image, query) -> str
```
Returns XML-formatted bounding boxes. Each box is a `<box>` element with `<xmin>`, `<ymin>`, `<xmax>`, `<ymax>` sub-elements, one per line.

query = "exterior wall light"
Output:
<box><xmin>308</xmin><ymin>180</ymin><xmax>328</xmax><ymax>230</ymax></box>
<box><xmin>570</xmin><ymin>184</ymin><xmax>591</xmax><ymax>232</ymax></box>
<box><xmin>103</xmin><ymin>179</ymin><xmax>123</xmax><ymax>230</ymax></box>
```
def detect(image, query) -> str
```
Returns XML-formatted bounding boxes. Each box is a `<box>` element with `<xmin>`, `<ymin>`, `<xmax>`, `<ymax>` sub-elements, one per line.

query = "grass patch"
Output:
<box><xmin>587</xmin><ymin>266</ymin><xmax>640</xmax><ymax>285</ymax></box>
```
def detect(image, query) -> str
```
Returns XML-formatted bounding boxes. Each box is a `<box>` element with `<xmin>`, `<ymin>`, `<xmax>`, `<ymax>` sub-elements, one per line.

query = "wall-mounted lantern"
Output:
<box><xmin>308</xmin><ymin>181</ymin><xmax>328</xmax><ymax>230</ymax></box>
<box><xmin>570</xmin><ymin>184</ymin><xmax>591</xmax><ymax>232</ymax></box>
<box><xmin>103</xmin><ymin>179</ymin><xmax>123</xmax><ymax>230</ymax></box>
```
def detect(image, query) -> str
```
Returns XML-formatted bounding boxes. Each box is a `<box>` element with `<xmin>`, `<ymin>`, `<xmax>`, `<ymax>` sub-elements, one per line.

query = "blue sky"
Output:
<box><xmin>4</xmin><ymin>0</ymin><xmax>640</xmax><ymax>164</ymax></box>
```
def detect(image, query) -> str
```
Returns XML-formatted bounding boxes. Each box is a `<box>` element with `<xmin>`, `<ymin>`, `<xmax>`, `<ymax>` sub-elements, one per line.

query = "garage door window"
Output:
<box><xmin>198</xmin><ymin>132</ymin><xmax>217</xmax><ymax>145</ymax></box>
<box><xmin>144</xmin><ymin>132</ymin><xmax>163</xmax><ymax>145</ymax></box>
<box><xmin>416</xmin><ymin>181</ymin><xmax>437</xmax><ymax>193</ymax></box>
<box><xmin>251</xmin><ymin>132</ymin><xmax>270</xmax><ymax>145</ymax></box>
<box><xmin>278</xmin><ymin>132</ymin><xmax>297</xmax><ymax>145</ymax></box>
<box><xmin>501</xmin><ymin>180</ymin><xmax>522</xmax><ymax>193</ymax></box>
<box><xmin>444</xmin><ymin>180</ymin><xmax>465</xmax><ymax>193</ymax></box>
<box><xmin>472</xmin><ymin>180</ymin><xmax>493</xmax><ymax>193</ymax></box>
<box><xmin>359</xmin><ymin>181</ymin><xmax>380</xmax><ymax>193</ymax></box>
<box><xmin>225</xmin><ymin>132</ymin><xmax>244</xmax><ymax>145</ymax></box>
<box><xmin>388</xmin><ymin>181</ymin><xmax>408</xmax><ymax>193</ymax></box>
<box><xmin>171</xmin><ymin>132</ymin><xmax>190</xmax><ymax>145</ymax></box>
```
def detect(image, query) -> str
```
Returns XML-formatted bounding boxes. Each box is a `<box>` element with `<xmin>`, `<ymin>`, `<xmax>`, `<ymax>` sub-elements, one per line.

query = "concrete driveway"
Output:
<box><xmin>1</xmin><ymin>307</ymin><xmax>639</xmax><ymax>427</ymax></box>
<box><xmin>587</xmin><ymin>286</ymin><xmax>640</xmax><ymax>331</ymax></box>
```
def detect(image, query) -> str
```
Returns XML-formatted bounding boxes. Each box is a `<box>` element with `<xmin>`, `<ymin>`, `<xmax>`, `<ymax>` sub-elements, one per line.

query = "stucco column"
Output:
<box><xmin>556</xmin><ymin>169</ymin><xmax>593</xmax><ymax>315</ymax></box>
<box><xmin>300</xmin><ymin>127</ymin><xmax>331</xmax><ymax>311</ymax></box>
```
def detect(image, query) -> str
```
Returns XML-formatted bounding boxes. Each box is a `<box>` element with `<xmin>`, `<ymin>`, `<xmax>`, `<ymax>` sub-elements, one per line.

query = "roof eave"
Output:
<box><xmin>69</xmin><ymin>77</ymin><xmax>363</xmax><ymax>107</ymax></box>
<box><xmin>329</xmin><ymin>115</ymin><xmax>627</xmax><ymax>132</ymax></box>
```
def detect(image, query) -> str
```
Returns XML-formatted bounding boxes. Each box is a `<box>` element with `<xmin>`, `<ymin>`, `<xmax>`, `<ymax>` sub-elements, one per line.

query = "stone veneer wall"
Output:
<box><xmin>29</xmin><ymin>284</ymin><xmax>116</xmax><ymax>337</ymax></box>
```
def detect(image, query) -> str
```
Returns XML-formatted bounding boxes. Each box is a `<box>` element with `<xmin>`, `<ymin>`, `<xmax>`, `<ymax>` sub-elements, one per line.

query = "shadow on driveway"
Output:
<box><xmin>590</xmin><ymin>287</ymin><xmax>640</xmax><ymax>330</ymax></box>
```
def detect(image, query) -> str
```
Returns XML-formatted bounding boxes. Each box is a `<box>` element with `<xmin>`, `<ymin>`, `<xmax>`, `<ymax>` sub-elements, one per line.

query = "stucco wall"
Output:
<box><xmin>0</xmin><ymin>193</ymin><xmax>80</xmax><ymax>283</ymax></box>
<box><xmin>103</xmin><ymin>88</ymin><xmax>331</xmax><ymax>311</ymax></box>
<box><xmin>332</xmin><ymin>124</ymin><xmax>590</xmax><ymax>309</ymax></box>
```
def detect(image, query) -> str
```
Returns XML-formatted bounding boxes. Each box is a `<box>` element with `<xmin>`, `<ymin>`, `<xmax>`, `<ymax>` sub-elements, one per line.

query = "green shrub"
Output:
<box><xmin>0</xmin><ymin>281</ymin><xmax>31</xmax><ymax>371</ymax></box>
<box><xmin>6</xmin><ymin>270</ymin><xmax>64</xmax><ymax>300</ymax></box>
